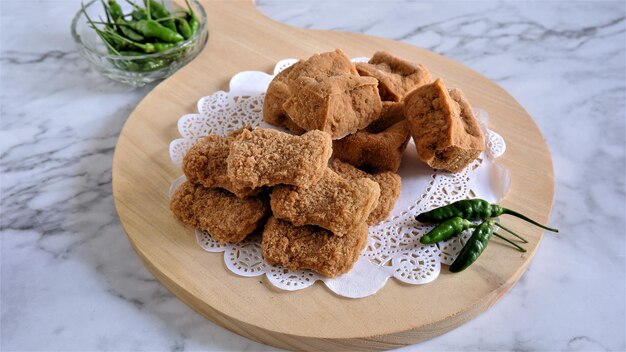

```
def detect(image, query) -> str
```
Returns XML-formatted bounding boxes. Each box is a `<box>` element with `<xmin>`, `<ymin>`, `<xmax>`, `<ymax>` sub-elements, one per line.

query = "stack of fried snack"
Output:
<box><xmin>171</xmin><ymin>49</ymin><xmax>487</xmax><ymax>278</ymax></box>
<box><xmin>264</xmin><ymin>48</ymin><xmax>485</xmax><ymax>173</ymax></box>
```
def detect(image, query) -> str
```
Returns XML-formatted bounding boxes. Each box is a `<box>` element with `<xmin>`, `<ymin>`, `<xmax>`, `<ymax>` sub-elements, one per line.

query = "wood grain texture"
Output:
<box><xmin>111</xmin><ymin>1</ymin><xmax>555</xmax><ymax>350</ymax></box>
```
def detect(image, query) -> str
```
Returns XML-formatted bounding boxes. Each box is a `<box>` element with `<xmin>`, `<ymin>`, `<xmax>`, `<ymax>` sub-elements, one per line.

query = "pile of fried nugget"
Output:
<box><xmin>170</xmin><ymin>49</ymin><xmax>486</xmax><ymax>278</ymax></box>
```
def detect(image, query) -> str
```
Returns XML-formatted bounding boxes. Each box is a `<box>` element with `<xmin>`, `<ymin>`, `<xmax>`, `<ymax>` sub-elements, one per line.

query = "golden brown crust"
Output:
<box><xmin>330</xmin><ymin>159</ymin><xmax>401</xmax><ymax>225</ymax></box>
<box><xmin>226</xmin><ymin>128</ymin><xmax>332</xmax><ymax>190</ymax></box>
<box><xmin>169</xmin><ymin>181</ymin><xmax>270</xmax><ymax>244</ymax></box>
<box><xmin>404</xmin><ymin>79</ymin><xmax>485</xmax><ymax>172</ymax></box>
<box><xmin>356</xmin><ymin>51</ymin><xmax>432</xmax><ymax>102</ymax></box>
<box><xmin>182</xmin><ymin>129</ymin><xmax>259</xmax><ymax>198</ymax></box>
<box><xmin>285</xmin><ymin>48</ymin><xmax>357</xmax><ymax>82</ymax></box>
<box><xmin>332</xmin><ymin>120</ymin><xmax>411</xmax><ymax>172</ymax></box>
<box><xmin>262</xmin><ymin>61</ymin><xmax>307</xmax><ymax>135</ymax></box>
<box><xmin>365</xmin><ymin>101</ymin><xmax>405</xmax><ymax>133</ymax></box>
<box><xmin>261</xmin><ymin>217</ymin><xmax>368</xmax><ymax>278</ymax></box>
<box><xmin>271</xmin><ymin>168</ymin><xmax>380</xmax><ymax>237</ymax></box>
<box><xmin>283</xmin><ymin>74</ymin><xmax>382</xmax><ymax>139</ymax></box>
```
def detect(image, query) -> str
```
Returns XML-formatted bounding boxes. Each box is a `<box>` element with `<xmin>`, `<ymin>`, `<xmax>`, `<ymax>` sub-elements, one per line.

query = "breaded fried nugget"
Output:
<box><xmin>271</xmin><ymin>168</ymin><xmax>380</xmax><ymax>237</ymax></box>
<box><xmin>182</xmin><ymin>128</ymin><xmax>259</xmax><ymax>198</ymax></box>
<box><xmin>169</xmin><ymin>181</ymin><xmax>270</xmax><ymax>244</ymax></box>
<box><xmin>262</xmin><ymin>217</ymin><xmax>368</xmax><ymax>278</ymax></box>
<box><xmin>226</xmin><ymin>128</ymin><xmax>332</xmax><ymax>190</ymax></box>
<box><xmin>283</xmin><ymin>74</ymin><xmax>382</xmax><ymax>139</ymax></box>
<box><xmin>330</xmin><ymin>159</ymin><xmax>401</xmax><ymax>225</ymax></box>
<box><xmin>332</xmin><ymin>120</ymin><xmax>411</xmax><ymax>172</ymax></box>
<box><xmin>356</xmin><ymin>51</ymin><xmax>432</xmax><ymax>101</ymax></box>
<box><xmin>365</xmin><ymin>101</ymin><xmax>405</xmax><ymax>133</ymax></box>
<box><xmin>404</xmin><ymin>79</ymin><xmax>485</xmax><ymax>172</ymax></box>
<box><xmin>263</xmin><ymin>61</ymin><xmax>307</xmax><ymax>135</ymax></box>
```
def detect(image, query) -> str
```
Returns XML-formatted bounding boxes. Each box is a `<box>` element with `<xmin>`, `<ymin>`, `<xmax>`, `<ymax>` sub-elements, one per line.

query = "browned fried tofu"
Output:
<box><xmin>332</xmin><ymin>120</ymin><xmax>411</xmax><ymax>172</ymax></box>
<box><xmin>283</xmin><ymin>74</ymin><xmax>382</xmax><ymax>139</ymax></box>
<box><xmin>271</xmin><ymin>168</ymin><xmax>380</xmax><ymax>237</ymax></box>
<box><xmin>182</xmin><ymin>128</ymin><xmax>259</xmax><ymax>198</ymax></box>
<box><xmin>356</xmin><ymin>51</ymin><xmax>432</xmax><ymax>102</ymax></box>
<box><xmin>263</xmin><ymin>61</ymin><xmax>307</xmax><ymax>135</ymax></box>
<box><xmin>286</xmin><ymin>48</ymin><xmax>357</xmax><ymax>82</ymax></box>
<box><xmin>169</xmin><ymin>181</ymin><xmax>270</xmax><ymax>244</ymax></box>
<box><xmin>365</xmin><ymin>101</ymin><xmax>405</xmax><ymax>133</ymax></box>
<box><xmin>261</xmin><ymin>217</ymin><xmax>368</xmax><ymax>278</ymax></box>
<box><xmin>226</xmin><ymin>128</ymin><xmax>332</xmax><ymax>190</ymax></box>
<box><xmin>404</xmin><ymin>79</ymin><xmax>485</xmax><ymax>172</ymax></box>
<box><xmin>329</xmin><ymin>159</ymin><xmax>401</xmax><ymax>225</ymax></box>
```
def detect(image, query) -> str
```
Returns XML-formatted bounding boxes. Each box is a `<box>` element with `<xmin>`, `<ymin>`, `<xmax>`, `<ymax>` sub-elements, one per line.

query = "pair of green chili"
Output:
<box><xmin>417</xmin><ymin>199</ymin><xmax>558</xmax><ymax>272</ymax></box>
<box><xmin>82</xmin><ymin>0</ymin><xmax>199</xmax><ymax>72</ymax></box>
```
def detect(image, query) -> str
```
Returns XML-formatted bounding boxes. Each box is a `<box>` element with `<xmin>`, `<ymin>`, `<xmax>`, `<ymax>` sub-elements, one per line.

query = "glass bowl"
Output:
<box><xmin>71</xmin><ymin>0</ymin><xmax>208</xmax><ymax>87</ymax></box>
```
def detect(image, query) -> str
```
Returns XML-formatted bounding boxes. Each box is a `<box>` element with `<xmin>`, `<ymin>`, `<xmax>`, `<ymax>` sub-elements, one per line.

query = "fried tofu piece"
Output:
<box><xmin>286</xmin><ymin>48</ymin><xmax>357</xmax><ymax>82</ymax></box>
<box><xmin>404</xmin><ymin>79</ymin><xmax>485</xmax><ymax>172</ymax></box>
<box><xmin>263</xmin><ymin>61</ymin><xmax>307</xmax><ymax>135</ymax></box>
<box><xmin>356</xmin><ymin>51</ymin><xmax>432</xmax><ymax>102</ymax></box>
<box><xmin>226</xmin><ymin>128</ymin><xmax>332</xmax><ymax>190</ymax></box>
<box><xmin>261</xmin><ymin>217</ymin><xmax>368</xmax><ymax>278</ymax></box>
<box><xmin>271</xmin><ymin>168</ymin><xmax>380</xmax><ymax>237</ymax></box>
<box><xmin>182</xmin><ymin>128</ymin><xmax>259</xmax><ymax>198</ymax></box>
<box><xmin>330</xmin><ymin>159</ymin><xmax>401</xmax><ymax>225</ymax></box>
<box><xmin>365</xmin><ymin>101</ymin><xmax>405</xmax><ymax>133</ymax></box>
<box><xmin>169</xmin><ymin>181</ymin><xmax>270</xmax><ymax>244</ymax></box>
<box><xmin>332</xmin><ymin>120</ymin><xmax>411</xmax><ymax>172</ymax></box>
<box><xmin>283</xmin><ymin>74</ymin><xmax>382</xmax><ymax>139</ymax></box>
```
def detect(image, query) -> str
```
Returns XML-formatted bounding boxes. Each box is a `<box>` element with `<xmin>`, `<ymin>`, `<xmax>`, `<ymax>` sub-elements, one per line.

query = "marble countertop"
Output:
<box><xmin>1</xmin><ymin>0</ymin><xmax>624</xmax><ymax>351</ymax></box>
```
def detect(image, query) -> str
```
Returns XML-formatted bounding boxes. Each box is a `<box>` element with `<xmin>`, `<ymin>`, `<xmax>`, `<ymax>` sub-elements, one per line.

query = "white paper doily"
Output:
<box><xmin>168</xmin><ymin>58</ymin><xmax>509</xmax><ymax>298</ymax></box>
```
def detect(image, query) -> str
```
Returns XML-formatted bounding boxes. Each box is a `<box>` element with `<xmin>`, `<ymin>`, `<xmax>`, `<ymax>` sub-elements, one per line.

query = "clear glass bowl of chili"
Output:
<box><xmin>71</xmin><ymin>0</ymin><xmax>208</xmax><ymax>87</ymax></box>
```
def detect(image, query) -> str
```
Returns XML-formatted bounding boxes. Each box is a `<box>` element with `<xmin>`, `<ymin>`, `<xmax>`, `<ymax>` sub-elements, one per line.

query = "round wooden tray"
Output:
<box><xmin>112</xmin><ymin>1</ymin><xmax>555</xmax><ymax>350</ymax></box>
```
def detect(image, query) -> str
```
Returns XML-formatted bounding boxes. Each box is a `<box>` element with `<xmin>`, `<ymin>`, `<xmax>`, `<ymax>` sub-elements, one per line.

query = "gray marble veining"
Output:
<box><xmin>1</xmin><ymin>1</ymin><xmax>624</xmax><ymax>351</ymax></box>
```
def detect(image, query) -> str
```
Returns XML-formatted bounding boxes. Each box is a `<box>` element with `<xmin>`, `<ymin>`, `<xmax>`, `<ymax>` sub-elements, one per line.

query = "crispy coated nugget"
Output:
<box><xmin>226</xmin><ymin>128</ymin><xmax>332</xmax><ymax>190</ymax></box>
<box><xmin>332</xmin><ymin>120</ymin><xmax>411</xmax><ymax>172</ymax></box>
<box><xmin>182</xmin><ymin>128</ymin><xmax>259</xmax><ymax>198</ymax></box>
<box><xmin>263</xmin><ymin>61</ymin><xmax>307</xmax><ymax>135</ymax></box>
<box><xmin>271</xmin><ymin>168</ymin><xmax>380</xmax><ymax>237</ymax></box>
<box><xmin>356</xmin><ymin>51</ymin><xmax>432</xmax><ymax>102</ymax></box>
<box><xmin>169</xmin><ymin>181</ymin><xmax>270</xmax><ymax>244</ymax></box>
<box><xmin>283</xmin><ymin>74</ymin><xmax>382</xmax><ymax>139</ymax></box>
<box><xmin>404</xmin><ymin>79</ymin><xmax>485</xmax><ymax>172</ymax></box>
<box><xmin>286</xmin><ymin>48</ymin><xmax>357</xmax><ymax>82</ymax></box>
<box><xmin>330</xmin><ymin>159</ymin><xmax>401</xmax><ymax>225</ymax></box>
<box><xmin>261</xmin><ymin>217</ymin><xmax>368</xmax><ymax>278</ymax></box>
<box><xmin>365</xmin><ymin>101</ymin><xmax>405</xmax><ymax>133</ymax></box>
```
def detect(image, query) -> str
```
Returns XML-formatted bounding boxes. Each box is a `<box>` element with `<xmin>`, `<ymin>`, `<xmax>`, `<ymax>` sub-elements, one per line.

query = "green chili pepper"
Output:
<box><xmin>185</xmin><ymin>0</ymin><xmax>199</xmax><ymax>34</ymax></box>
<box><xmin>144</xmin><ymin>0</ymin><xmax>177</xmax><ymax>31</ymax></box>
<box><xmin>420</xmin><ymin>217</ymin><xmax>476</xmax><ymax>244</ymax></box>
<box><xmin>131</xmin><ymin>9</ymin><xmax>148</xmax><ymax>21</ymax></box>
<box><xmin>107</xmin><ymin>0</ymin><xmax>123</xmax><ymax>20</ymax></box>
<box><xmin>141</xmin><ymin>59</ymin><xmax>167</xmax><ymax>71</ymax></box>
<box><xmin>121</xmin><ymin>19</ymin><xmax>184</xmax><ymax>43</ymax></box>
<box><xmin>116</xmin><ymin>18</ymin><xmax>145</xmax><ymax>42</ymax></box>
<box><xmin>415</xmin><ymin>199</ymin><xmax>558</xmax><ymax>232</ymax></box>
<box><xmin>153</xmin><ymin>42</ymin><xmax>175</xmax><ymax>51</ymax></box>
<box><xmin>101</xmin><ymin>29</ymin><xmax>156</xmax><ymax>52</ymax></box>
<box><xmin>175</xmin><ymin>17</ymin><xmax>192</xmax><ymax>39</ymax></box>
<box><xmin>449</xmin><ymin>219</ymin><xmax>495</xmax><ymax>272</ymax></box>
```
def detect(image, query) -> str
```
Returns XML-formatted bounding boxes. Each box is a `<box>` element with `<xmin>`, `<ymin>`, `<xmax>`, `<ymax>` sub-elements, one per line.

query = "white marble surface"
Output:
<box><xmin>1</xmin><ymin>0</ymin><xmax>624</xmax><ymax>351</ymax></box>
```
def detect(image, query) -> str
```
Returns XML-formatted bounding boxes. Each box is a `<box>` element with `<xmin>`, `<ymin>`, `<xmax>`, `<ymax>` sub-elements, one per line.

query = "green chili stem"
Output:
<box><xmin>124</xmin><ymin>0</ymin><xmax>141</xmax><ymax>10</ymax></box>
<box><xmin>502</xmin><ymin>209</ymin><xmax>559</xmax><ymax>233</ymax></box>
<box><xmin>146</xmin><ymin>0</ymin><xmax>152</xmax><ymax>20</ymax></box>
<box><xmin>494</xmin><ymin>233</ymin><xmax>527</xmax><ymax>252</ymax></box>
<box><xmin>495</xmin><ymin>223</ymin><xmax>528</xmax><ymax>243</ymax></box>
<box><xmin>82</xmin><ymin>4</ymin><xmax>121</xmax><ymax>55</ymax></box>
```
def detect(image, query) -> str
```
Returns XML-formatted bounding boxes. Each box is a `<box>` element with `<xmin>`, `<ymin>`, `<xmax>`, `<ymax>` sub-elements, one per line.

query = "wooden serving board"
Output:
<box><xmin>112</xmin><ymin>1</ymin><xmax>555</xmax><ymax>350</ymax></box>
